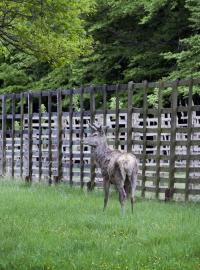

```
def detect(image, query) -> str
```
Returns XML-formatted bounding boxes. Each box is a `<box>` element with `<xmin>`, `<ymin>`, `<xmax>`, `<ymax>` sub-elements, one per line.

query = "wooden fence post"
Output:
<box><xmin>11</xmin><ymin>93</ymin><xmax>16</xmax><ymax>178</ymax></box>
<box><xmin>103</xmin><ymin>85</ymin><xmax>107</xmax><ymax>127</ymax></box>
<box><xmin>38</xmin><ymin>91</ymin><xmax>42</xmax><ymax>181</ymax></box>
<box><xmin>27</xmin><ymin>92</ymin><xmax>33</xmax><ymax>182</ymax></box>
<box><xmin>69</xmin><ymin>89</ymin><xmax>73</xmax><ymax>186</ymax></box>
<box><xmin>127</xmin><ymin>81</ymin><xmax>134</xmax><ymax>152</ymax></box>
<box><xmin>168</xmin><ymin>80</ymin><xmax>179</xmax><ymax>198</ymax></box>
<box><xmin>48</xmin><ymin>91</ymin><xmax>52</xmax><ymax>185</ymax></box>
<box><xmin>2</xmin><ymin>94</ymin><xmax>7</xmax><ymax>176</ymax></box>
<box><xmin>20</xmin><ymin>93</ymin><xmax>24</xmax><ymax>178</ymax></box>
<box><xmin>141</xmin><ymin>80</ymin><xmax>148</xmax><ymax>197</ymax></box>
<box><xmin>56</xmin><ymin>90</ymin><xmax>62</xmax><ymax>183</ymax></box>
<box><xmin>90</xmin><ymin>86</ymin><xmax>96</xmax><ymax>189</ymax></box>
<box><xmin>115</xmin><ymin>84</ymin><xmax>120</xmax><ymax>150</ymax></box>
<box><xmin>80</xmin><ymin>87</ymin><xmax>84</xmax><ymax>188</ymax></box>
<box><xmin>155</xmin><ymin>81</ymin><xmax>163</xmax><ymax>199</ymax></box>
<box><xmin>185</xmin><ymin>78</ymin><xmax>193</xmax><ymax>201</ymax></box>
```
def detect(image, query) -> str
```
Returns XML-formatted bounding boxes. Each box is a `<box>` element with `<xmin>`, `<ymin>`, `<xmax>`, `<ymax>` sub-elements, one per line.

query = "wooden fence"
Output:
<box><xmin>0</xmin><ymin>78</ymin><xmax>200</xmax><ymax>201</ymax></box>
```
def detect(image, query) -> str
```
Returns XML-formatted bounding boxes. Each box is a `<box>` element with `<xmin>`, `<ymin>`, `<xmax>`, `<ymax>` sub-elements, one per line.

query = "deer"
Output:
<box><xmin>83</xmin><ymin>122</ymin><xmax>138</xmax><ymax>214</ymax></box>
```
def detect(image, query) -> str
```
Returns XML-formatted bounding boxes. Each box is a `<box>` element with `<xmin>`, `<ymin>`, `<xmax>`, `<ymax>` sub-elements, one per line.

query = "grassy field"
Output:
<box><xmin>0</xmin><ymin>180</ymin><xmax>200</xmax><ymax>270</ymax></box>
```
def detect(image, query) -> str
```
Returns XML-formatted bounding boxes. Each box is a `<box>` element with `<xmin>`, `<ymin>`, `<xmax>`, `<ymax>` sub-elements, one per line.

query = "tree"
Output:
<box><xmin>1</xmin><ymin>0</ymin><xmax>198</xmax><ymax>100</ymax></box>
<box><xmin>78</xmin><ymin>0</ymin><xmax>190</xmax><ymax>85</ymax></box>
<box><xmin>164</xmin><ymin>0</ymin><xmax>200</xmax><ymax>79</ymax></box>
<box><xmin>0</xmin><ymin>49</ymin><xmax>77</xmax><ymax>94</ymax></box>
<box><xmin>0</xmin><ymin>0</ymin><xmax>94</xmax><ymax>65</ymax></box>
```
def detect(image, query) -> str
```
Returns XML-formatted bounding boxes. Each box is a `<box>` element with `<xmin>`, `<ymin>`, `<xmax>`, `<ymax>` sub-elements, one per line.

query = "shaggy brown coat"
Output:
<box><xmin>83</xmin><ymin>123</ymin><xmax>138</xmax><ymax>213</ymax></box>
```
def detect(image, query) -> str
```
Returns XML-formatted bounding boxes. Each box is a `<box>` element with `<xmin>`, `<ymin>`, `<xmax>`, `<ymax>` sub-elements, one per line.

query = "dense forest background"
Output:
<box><xmin>0</xmin><ymin>0</ymin><xmax>200</xmax><ymax>95</ymax></box>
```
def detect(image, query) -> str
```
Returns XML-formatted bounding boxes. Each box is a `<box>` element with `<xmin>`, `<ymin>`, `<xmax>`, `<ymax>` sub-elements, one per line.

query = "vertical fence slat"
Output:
<box><xmin>11</xmin><ymin>94</ymin><xmax>16</xmax><ymax>178</ymax></box>
<box><xmin>48</xmin><ymin>91</ymin><xmax>52</xmax><ymax>185</ymax></box>
<box><xmin>38</xmin><ymin>92</ymin><xmax>42</xmax><ymax>181</ymax></box>
<box><xmin>2</xmin><ymin>94</ymin><xmax>7</xmax><ymax>176</ymax></box>
<box><xmin>127</xmin><ymin>81</ymin><xmax>134</xmax><ymax>152</ymax></box>
<box><xmin>57</xmin><ymin>90</ymin><xmax>62</xmax><ymax>183</ymax></box>
<box><xmin>103</xmin><ymin>85</ymin><xmax>107</xmax><ymax>127</ymax></box>
<box><xmin>80</xmin><ymin>87</ymin><xmax>84</xmax><ymax>188</ymax></box>
<box><xmin>115</xmin><ymin>84</ymin><xmax>120</xmax><ymax>150</ymax></box>
<box><xmin>141</xmin><ymin>80</ymin><xmax>148</xmax><ymax>197</ymax></box>
<box><xmin>155</xmin><ymin>81</ymin><xmax>163</xmax><ymax>198</ymax></box>
<box><xmin>20</xmin><ymin>93</ymin><xmax>24</xmax><ymax>178</ymax></box>
<box><xmin>185</xmin><ymin>78</ymin><xmax>193</xmax><ymax>201</ymax></box>
<box><xmin>69</xmin><ymin>89</ymin><xmax>73</xmax><ymax>186</ymax></box>
<box><xmin>90</xmin><ymin>86</ymin><xmax>96</xmax><ymax>188</ymax></box>
<box><xmin>28</xmin><ymin>92</ymin><xmax>33</xmax><ymax>182</ymax></box>
<box><xmin>169</xmin><ymin>80</ymin><xmax>179</xmax><ymax>197</ymax></box>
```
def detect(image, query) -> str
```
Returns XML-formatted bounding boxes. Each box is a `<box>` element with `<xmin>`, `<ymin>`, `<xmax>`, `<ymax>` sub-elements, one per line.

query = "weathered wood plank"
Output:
<box><xmin>80</xmin><ymin>87</ymin><xmax>84</xmax><ymax>188</ymax></box>
<box><xmin>2</xmin><ymin>105</ymin><xmax>200</xmax><ymax>119</ymax></box>
<box><xmin>127</xmin><ymin>81</ymin><xmax>134</xmax><ymax>152</ymax></box>
<box><xmin>56</xmin><ymin>90</ymin><xmax>62</xmax><ymax>183</ymax></box>
<box><xmin>27</xmin><ymin>93</ymin><xmax>33</xmax><ymax>182</ymax></box>
<box><xmin>168</xmin><ymin>80</ymin><xmax>179</xmax><ymax>197</ymax></box>
<box><xmin>185</xmin><ymin>79</ymin><xmax>193</xmax><ymax>201</ymax></box>
<box><xmin>115</xmin><ymin>84</ymin><xmax>120</xmax><ymax>149</ymax></box>
<box><xmin>69</xmin><ymin>89</ymin><xmax>73</xmax><ymax>186</ymax></box>
<box><xmin>103</xmin><ymin>84</ymin><xmax>107</xmax><ymax>127</ymax></box>
<box><xmin>155</xmin><ymin>81</ymin><xmax>163</xmax><ymax>198</ymax></box>
<box><xmin>90</xmin><ymin>86</ymin><xmax>96</xmax><ymax>188</ymax></box>
<box><xmin>48</xmin><ymin>91</ymin><xmax>52</xmax><ymax>185</ymax></box>
<box><xmin>141</xmin><ymin>81</ymin><xmax>148</xmax><ymax>197</ymax></box>
<box><xmin>20</xmin><ymin>93</ymin><xmax>24</xmax><ymax>178</ymax></box>
<box><xmin>38</xmin><ymin>91</ymin><xmax>42</xmax><ymax>181</ymax></box>
<box><xmin>1</xmin><ymin>95</ymin><xmax>7</xmax><ymax>176</ymax></box>
<box><xmin>11</xmin><ymin>94</ymin><xmax>16</xmax><ymax>178</ymax></box>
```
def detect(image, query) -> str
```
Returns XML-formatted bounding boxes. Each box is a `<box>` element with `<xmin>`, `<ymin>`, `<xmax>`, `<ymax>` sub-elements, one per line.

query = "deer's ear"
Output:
<box><xmin>97</xmin><ymin>125</ymin><xmax>104</xmax><ymax>135</ymax></box>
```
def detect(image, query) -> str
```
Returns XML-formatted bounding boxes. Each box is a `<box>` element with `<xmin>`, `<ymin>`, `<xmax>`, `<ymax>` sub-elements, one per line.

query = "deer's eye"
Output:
<box><xmin>93</xmin><ymin>134</ymin><xmax>98</xmax><ymax>137</ymax></box>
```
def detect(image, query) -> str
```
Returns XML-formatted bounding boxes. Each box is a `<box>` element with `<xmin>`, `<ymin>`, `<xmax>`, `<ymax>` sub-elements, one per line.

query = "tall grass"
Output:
<box><xmin>0</xmin><ymin>180</ymin><xmax>200</xmax><ymax>270</ymax></box>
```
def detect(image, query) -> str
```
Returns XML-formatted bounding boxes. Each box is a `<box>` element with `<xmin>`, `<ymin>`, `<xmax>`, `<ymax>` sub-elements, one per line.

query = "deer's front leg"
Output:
<box><xmin>103</xmin><ymin>178</ymin><xmax>110</xmax><ymax>211</ymax></box>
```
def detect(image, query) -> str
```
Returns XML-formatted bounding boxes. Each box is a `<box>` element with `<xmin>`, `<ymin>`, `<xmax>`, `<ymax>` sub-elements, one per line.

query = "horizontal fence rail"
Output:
<box><xmin>0</xmin><ymin>78</ymin><xmax>200</xmax><ymax>201</ymax></box>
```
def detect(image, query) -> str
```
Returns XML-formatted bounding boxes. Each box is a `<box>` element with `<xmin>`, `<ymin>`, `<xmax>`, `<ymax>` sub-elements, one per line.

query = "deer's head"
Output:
<box><xmin>83</xmin><ymin>122</ymin><xmax>108</xmax><ymax>147</ymax></box>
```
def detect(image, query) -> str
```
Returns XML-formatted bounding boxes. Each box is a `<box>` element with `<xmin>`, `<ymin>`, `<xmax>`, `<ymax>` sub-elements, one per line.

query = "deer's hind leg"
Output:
<box><xmin>103</xmin><ymin>178</ymin><xmax>110</xmax><ymax>211</ymax></box>
<box><xmin>115</xmin><ymin>169</ymin><xmax>126</xmax><ymax>214</ymax></box>
<box><xmin>129</xmin><ymin>171</ymin><xmax>137</xmax><ymax>213</ymax></box>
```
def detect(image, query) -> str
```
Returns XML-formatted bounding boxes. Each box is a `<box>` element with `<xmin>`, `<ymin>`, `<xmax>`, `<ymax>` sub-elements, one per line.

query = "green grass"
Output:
<box><xmin>0</xmin><ymin>180</ymin><xmax>200</xmax><ymax>270</ymax></box>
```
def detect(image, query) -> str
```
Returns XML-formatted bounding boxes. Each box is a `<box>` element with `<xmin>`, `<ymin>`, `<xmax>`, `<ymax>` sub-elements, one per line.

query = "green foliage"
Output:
<box><xmin>163</xmin><ymin>0</ymin><xmax>200</xmax><ymax>80</ymax></box>
<box><xmin>40</xmin><ymin>104</ymin><xmax>47</xmax><ymax>113</ymax></box>
<box><xmin>80</xmin><ymin>0</ymin><xmax>189</xmax><ymax>85</ymax></box>
<box><xmin>1</xmin><ymin>0</ymin><xmax>200</xmax><ymax>105</ymax></box>
<box><xmin>0</xmin><ymin>181</ymin><xmax>200</xmax><ymax>270</ymax></box>
<box><xmin>72</xmin><ymin>94</ymin><xmax>81</xmax><ymax>112</ymax></box>
<box><xmin>14</xmin><ymin>121</ymin><xmax>20</xmax><ymax>130</ymax></box>
<box><xmin>109</xmin><ymin>96</ymin><xmax>124</xmax><ymax>109</ymax></box>
<box><xmin>0</xmin><ymin>0</ymin><xmax>94</xmax><ymax>65</ymax></box>
<box><xmin>147</xmin><ymin>88</ymin><xmax>159</xmax><ymax>108</ymax></box>
<box><xmin>0</xmin><ymin>51</ymin><xmax>74</xmax><ymax>93</ymax></box>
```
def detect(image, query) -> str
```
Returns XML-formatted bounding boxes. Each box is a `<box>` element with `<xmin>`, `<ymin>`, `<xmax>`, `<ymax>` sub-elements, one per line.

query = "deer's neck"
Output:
<box><xmin>95</xmin><ymin>141</ymin><xmax>109</xmax><ymax>158</ymax></box>
<box><xmin>94</xmin><ymin>141</ymin><xmax>111</xmax><ymax>170</ymax></box>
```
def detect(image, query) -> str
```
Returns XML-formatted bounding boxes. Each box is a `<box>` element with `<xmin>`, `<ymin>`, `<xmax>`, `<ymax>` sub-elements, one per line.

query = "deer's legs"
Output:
<box><xmin>119</xmin><ymin>187</ymin><xmax>126</xmax><ymax>215</ymax></box>
<box><xmin>130</xmin><ymin>172</ymin><xmax>137</xmax><ymax>213</ymax></box>
<box><xmin>103</xmin><ymin>179</ymin><xmax>110</xmax><ymax>211</ymax></box>
<box><xmin>116</xmin><ymin>182</ymin><xmax>126</xmax><ymax>214</ymax></box>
